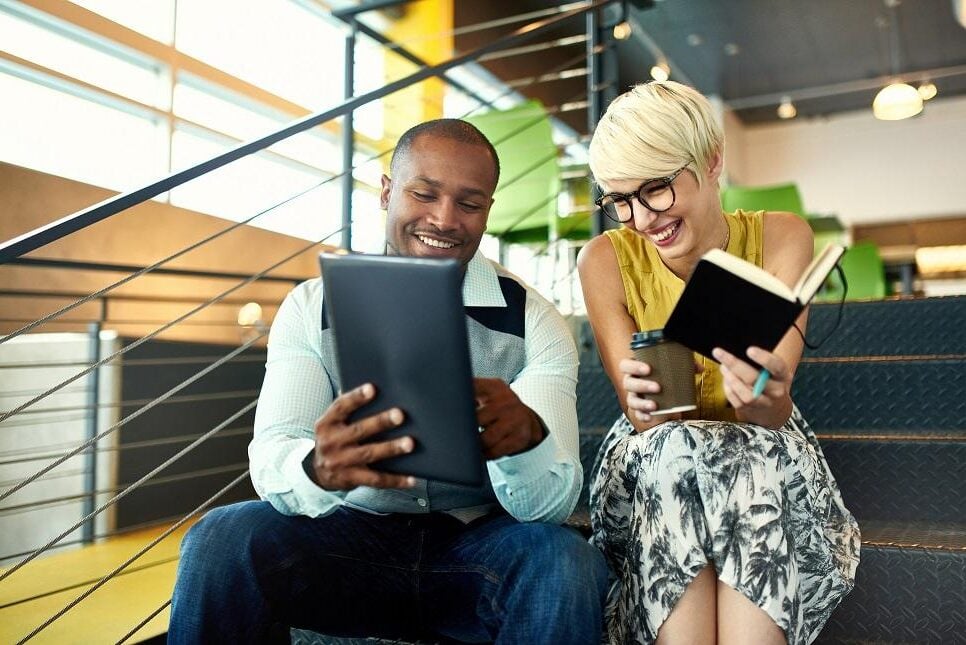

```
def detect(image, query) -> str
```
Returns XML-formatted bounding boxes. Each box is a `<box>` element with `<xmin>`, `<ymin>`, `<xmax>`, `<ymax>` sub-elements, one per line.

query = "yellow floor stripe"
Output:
<box><xmin>0</xmin><ymin>522</ymin><xmax>194</xmax><ymax>644</ymax></box>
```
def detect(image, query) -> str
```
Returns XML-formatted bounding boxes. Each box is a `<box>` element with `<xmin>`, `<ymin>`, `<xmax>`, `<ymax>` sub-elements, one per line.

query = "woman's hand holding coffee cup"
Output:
<box><xmin>712</xmin><ymin>345</ymin><xmax>790</xmax><ymax>412</ymax></box>
<box><xmin>619</xmin><ymin>357</ymin><xmax>662</xmax><ymax>424</ymax></box>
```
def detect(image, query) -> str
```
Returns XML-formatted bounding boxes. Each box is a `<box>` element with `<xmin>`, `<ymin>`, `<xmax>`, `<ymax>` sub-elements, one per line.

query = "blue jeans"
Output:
<box><xmin>169</xmin><ymin>501</ymin><xmax>609</xmax><ymax>644</ymax></box>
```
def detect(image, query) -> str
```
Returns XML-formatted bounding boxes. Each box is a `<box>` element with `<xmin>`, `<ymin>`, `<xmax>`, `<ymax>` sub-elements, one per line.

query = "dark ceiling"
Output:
<box><xmin>454</xmin><ymin>0</ymin><xmax>966</xmax><ymax>134</ymax></box>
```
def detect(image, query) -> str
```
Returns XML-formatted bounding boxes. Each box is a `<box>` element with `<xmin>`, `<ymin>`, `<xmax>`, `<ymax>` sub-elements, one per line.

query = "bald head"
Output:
<box><xmin>390</xmin><ymin>119</ymin><xmax>500</xmax><ymax>187</ymax></box>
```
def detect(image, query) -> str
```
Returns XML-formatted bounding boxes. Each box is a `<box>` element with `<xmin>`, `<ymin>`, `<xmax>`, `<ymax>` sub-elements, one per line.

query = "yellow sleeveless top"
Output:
<box><xmin>603</xmin><ymin>209</ymin><xmax>764</xmax><ymax>422</ymax></box>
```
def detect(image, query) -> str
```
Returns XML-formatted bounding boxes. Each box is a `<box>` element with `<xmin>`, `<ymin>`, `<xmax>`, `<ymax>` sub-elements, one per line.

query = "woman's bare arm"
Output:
<box><xmin>577</xmin><ymin>235</ymin><xmax>667</xmax><ymax>432</ymax></box>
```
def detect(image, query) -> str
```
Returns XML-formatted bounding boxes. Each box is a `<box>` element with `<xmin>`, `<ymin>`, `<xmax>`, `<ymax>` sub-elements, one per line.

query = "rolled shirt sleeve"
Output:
<box><xmin>249</xmin><ymin>281</ymin><xmax>347</xmax><ymax>517</ymax></box>
<box><xmin>487</xmin><ymin>287</ymin><xmax>582</xmax><ymax>524</ymax></box>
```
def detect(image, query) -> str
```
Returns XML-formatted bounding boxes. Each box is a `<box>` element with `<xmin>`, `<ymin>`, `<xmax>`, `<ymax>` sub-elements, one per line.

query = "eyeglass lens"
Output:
<box><xmin>599</xmin><ymin>179</ymin><xmax>676</xmax><ymax>222</ymax></box>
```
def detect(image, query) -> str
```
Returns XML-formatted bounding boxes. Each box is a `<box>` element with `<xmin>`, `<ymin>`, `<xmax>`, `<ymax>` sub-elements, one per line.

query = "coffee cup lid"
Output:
<box><xmin>631</xmin><ymin>329</ymin><xmax>664</xmax><ymax>348</ymax></box>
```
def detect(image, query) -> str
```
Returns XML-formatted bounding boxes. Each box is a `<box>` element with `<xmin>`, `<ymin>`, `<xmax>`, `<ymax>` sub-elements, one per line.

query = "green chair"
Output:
<box><xmin>720</xmin><ymin>183</ymin><xmax>805</xmax><ymax>217</ymax></box>
<box><xmin>817</xmin><ymin>241</ymin><xmax>887</xmax><ymax>302</ymax></box>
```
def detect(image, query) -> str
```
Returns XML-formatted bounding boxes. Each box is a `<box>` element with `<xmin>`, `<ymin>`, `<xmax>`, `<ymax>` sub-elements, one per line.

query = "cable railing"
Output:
<box><xmin>0</xmin><ymin>1</ymin><xmax>619</xmax><ymax>641</ymax></box>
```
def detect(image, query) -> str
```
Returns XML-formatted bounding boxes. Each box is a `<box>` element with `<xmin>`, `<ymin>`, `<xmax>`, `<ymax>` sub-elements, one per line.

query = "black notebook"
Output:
<box><xmin>319</xmin><ymin>253</ymin><xmax>485</xmax><ymax>487</ymax></box>
<box><xmin>663</xmin><ymin>244</ymin><xmax>845</xmax><ymax>365</ymax></box>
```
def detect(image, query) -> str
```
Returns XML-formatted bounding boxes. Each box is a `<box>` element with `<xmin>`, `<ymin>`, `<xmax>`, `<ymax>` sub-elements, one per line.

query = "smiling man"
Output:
<box><xmin>168</xmin><ymin>119</ymin><xmax>609</xmax><ymax>644</ymax></box>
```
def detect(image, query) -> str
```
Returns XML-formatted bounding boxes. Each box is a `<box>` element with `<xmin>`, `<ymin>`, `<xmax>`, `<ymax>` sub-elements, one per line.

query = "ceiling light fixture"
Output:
<box><xmin>650</xmin><ymin>59</ymin><xmax>670</xmax><ymax>81</ymax></box>
<box><xmin>777</xmin><ymin>96</ymin><xmax>797</xmax><ymax>119</ymax></box>
<box><xmin>873</xmin><ymin>0</ymin><xmax>922</xmax><ymax>120</ymax></box>
<box><xmin>613</xmin><ymin>20</ymin><xmax>632</xmax><ymax>40</ymax></box>
<box><xmin>918</xmin><ymin>81</ymin><xmax>938</xmax><ymax>100</ymax></box>
<box><xmin>873</xmin><ymin>82</ymin><xmax>923</xmax><ymax>119</ymax></box>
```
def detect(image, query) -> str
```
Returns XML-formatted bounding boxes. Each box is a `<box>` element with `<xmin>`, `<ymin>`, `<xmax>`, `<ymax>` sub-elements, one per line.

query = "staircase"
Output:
<box><xmin>574</xmin><ymin>295</ymin><xmax>966</xmax><ymax>643</ymax></box>
<box><xmin>294</xmin><ymin>296</ymin><xmax>965</xmax><ymax>643</ymax></box>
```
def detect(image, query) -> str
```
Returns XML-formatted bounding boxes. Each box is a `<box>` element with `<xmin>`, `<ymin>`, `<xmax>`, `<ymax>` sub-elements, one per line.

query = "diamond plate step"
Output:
<box><xmin>821</xmin><ymin>439</ymin><xmax>966</xmax><ymax>524</ymax></box>
<box><xmin>816</xmin><ymin>523</ymin><xmax>966</xmax><ymax>644</ymax></box>
<box><xmin>806</xmin><ymin>295</ymin><xmax>966</xmax><ymax>358</ymax></box>
<box><xmin>793</xmin><ymin>360</ymin><xmax>966</xmax><ymax>432</ymax></box>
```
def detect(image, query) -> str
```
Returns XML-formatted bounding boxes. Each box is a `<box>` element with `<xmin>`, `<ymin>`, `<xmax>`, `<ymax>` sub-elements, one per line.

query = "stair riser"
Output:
<box><xmin>794</xmin><ymin>361</ymin><xmax>966</xmax><ymax>432</ymax></box>
<box><xmin>806</xmin><ymin>296</ymin><xmax>966</xmax><ymax>358</ymax></box>
<box><xmin>817</xmin><ymin>546</ymin><xmax>966</xmax><ymax>643</ymax></box>
<box><xmin>821</xmin><ymin>440</ymin><xmax>966</xmax><ymax>524</ymax></box>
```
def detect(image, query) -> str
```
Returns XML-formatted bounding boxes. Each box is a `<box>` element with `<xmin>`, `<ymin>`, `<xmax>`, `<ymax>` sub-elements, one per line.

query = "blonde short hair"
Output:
<box><xmin>589</xmin><ymin>81</ymin><xmax>723</xmax><ymax>190</ymax></box>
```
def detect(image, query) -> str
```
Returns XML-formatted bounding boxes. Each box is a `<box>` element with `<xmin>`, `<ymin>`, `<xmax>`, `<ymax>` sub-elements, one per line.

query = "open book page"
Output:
<box><xmin>794</xmin><ymin>244</ymin><xmax>847</xmax><ymax>303</ymax></box>
<box><xmin>703</xmin><ymin>243</ymin><xmax>846</xmax><ymax>305</ymax></box>
<box><xmin>701</xmin><ymin>249</ymin><xmax>795</xmax><ymax>301</ymax></box>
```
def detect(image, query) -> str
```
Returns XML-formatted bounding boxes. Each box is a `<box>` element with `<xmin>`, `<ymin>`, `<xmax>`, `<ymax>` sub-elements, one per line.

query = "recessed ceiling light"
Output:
<box><xmin>687</xmin><ymin>33</ymin><xmax>703</xmax><ymax>46</ymax></box>
<box><xmin>650</xmin><ymin>60</ymin><xmax>670</xmax><ymax>81</ymax></box>
<box><xmin>613</xmin><ymin>21</ymin><xmax>632</xmax><ymax>40</ymax></box>
<box><xmin>724</xmin><ymin>43</ymin><xmax>740</xmax><ymax>56</ymax></box>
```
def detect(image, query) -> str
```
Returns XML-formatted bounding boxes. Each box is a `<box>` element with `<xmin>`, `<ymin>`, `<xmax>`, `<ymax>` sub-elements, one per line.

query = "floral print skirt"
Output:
<box><xmin>589</xmin><ymin>406</ymin><xmax>860</xmax><ymax>645</ymax></box>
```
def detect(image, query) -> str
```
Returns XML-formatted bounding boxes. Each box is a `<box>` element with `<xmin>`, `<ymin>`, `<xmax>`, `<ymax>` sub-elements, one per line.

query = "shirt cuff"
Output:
<box><xmin>487</xmin><ymin>431</ymin><xmax>557</xmax><ymax>486</ymax></box>
<box><xmin>282</xmin><ymin>438</ymin><xmax>343</xmax><ymax>516</ymax></box>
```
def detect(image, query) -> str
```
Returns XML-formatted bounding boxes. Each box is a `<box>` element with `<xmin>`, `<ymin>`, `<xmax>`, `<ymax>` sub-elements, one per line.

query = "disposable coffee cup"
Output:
<box><xmin>630</xmin><ymin>329</ymin><xmax>697</xmax><ymax>415</ymax></box>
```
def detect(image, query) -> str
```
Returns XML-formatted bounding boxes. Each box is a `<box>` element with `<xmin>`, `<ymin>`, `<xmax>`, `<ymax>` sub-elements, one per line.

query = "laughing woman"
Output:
<box><xmin>577</xmin><ymin>81</ymin><xmax>859</xmax><ymax>645</ymax></box>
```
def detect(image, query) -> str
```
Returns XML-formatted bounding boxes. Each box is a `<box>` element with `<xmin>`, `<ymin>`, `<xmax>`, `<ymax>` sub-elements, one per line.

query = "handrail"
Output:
<box><xmin>0</xmin><ymin>0</ymin><xmax>613</xmax><ymax>265</ymax></box>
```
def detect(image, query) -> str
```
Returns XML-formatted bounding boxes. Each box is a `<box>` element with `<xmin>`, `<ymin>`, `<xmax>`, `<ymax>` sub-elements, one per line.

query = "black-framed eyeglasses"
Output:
<box><xmin>594</xmin><ymin>166</ymin><xmax>688</xmax><ymax>223</ymax></box>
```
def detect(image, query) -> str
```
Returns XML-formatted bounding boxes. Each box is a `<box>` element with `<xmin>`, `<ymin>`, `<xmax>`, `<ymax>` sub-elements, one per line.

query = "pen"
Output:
<box><xmin>752</xmin><ymin>369</ymin><xmax>770</xmax><ymax>398</ymax></box>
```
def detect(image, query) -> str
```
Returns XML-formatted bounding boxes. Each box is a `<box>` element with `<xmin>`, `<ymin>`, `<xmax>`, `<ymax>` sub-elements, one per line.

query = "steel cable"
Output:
<box><xmin>0</xmin><ymin>336</ymin><xmax>263</xmax><ymax>506</ymax></box>
<box><xmin>16</xmin><ymin>471</ymin><xmax>251</xmax><ymax>643</ymax></box>
<box><xmin>0</xmin><ymin>400</ymin><xmax>257</xmax><ymax>583</ymax></box>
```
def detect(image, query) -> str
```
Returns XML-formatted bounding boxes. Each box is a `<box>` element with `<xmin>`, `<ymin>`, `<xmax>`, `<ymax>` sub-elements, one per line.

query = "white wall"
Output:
<box><xmin>725</xmin><ymin>94</ymin><xmax>966</xmax><ymax>225</ymax></box>
<box><xmin>0</xmin><ymin>332</ymin><xmax>121</xmax><ymax>566</ymax></box>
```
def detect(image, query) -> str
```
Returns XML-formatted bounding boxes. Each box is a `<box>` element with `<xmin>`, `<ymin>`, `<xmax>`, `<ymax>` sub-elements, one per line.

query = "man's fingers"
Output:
<box><xmin>473</xmin><ymin>377</ymin><xmax>501</xmax><ymax>397</ymax></box>
<box><xmin>479</xmin><ymin>422</ymin><xmax>513</xmax><ymax>453</ymax></box>
<box><xmin>344</xmin><ymin>407</ymin><xmax>405</xmax><ymax>444</ymax></box>
<box><xmin>483</xmin><ymin>433</ymin><xmax>525</xmax><ymax>460</ymax></box>
<box><xmin>476</xmin><ymin>403</ymin><xmax>502</xmax><ymax>428</ymax></box>
<box><xmin>343</xmin><ymin>467</ymin><xmax>416</xmax><ymax>490</ymax></box>
<box><xmin>322</xmin><ymin>383</ymin><xmax>376</xmax><ymax>425</ymax></box>
<box><xmin>330</xmin><ymin>435</ymin><xmax>415</xmax><ymax>468</ymax></box>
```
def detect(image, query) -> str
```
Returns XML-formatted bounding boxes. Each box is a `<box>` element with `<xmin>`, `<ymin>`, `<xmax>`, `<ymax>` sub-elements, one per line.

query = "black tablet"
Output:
<box><xmin>319</xmin><ymin>253</ymin><xmax>485</xmax><ymax>487</ymax></box>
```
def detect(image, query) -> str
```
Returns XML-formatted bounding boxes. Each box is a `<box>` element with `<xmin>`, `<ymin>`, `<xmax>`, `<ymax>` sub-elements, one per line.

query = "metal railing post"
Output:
<box><xmin>81</xmin><ymin>298</ymin><xmax>106</xmax><ymax>543</ymax></box>
<box><xmin>586</xmin><ymin>7</ymin><xmax>605</xmax><ymax>238</ymax></box>
<box><xmin>342</xmin><ymin>18</ymin><xmax>357</xmax><ymax>251</ymax></box>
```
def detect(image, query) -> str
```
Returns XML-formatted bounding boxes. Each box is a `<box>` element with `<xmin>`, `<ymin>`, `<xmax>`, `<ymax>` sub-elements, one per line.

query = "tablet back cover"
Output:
<box><xmin>319</xmin><ymin>253</ymin><xmax>484</xmax><ymax>487</ymax></box>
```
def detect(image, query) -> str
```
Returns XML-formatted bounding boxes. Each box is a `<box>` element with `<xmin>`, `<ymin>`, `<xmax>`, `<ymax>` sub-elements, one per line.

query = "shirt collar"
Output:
<box><xmin>462</xmin><ymin>250</ymin><xmax>507</xmax><ymax>308</ymax></box>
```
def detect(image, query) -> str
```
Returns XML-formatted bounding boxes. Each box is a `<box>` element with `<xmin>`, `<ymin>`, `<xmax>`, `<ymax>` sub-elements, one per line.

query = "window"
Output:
<box><xmin>170</xmin><ymin>125</ymin><xmax>343</xmax><ymax>242</ymax></box>
<box><xmin>0</xmin><ymin>71</ymin><xmax>166</xmax><ymax>191</ymax></box>
<box><xmin>69</xmin><ymin>0</ymin><xmax>174</xmax><ymax>44</ymax></box>
<box><xmin>175</xmin><ymin>0</ymin><xmax>344</xmax><ymax>110</ymax></box>
<box><xmin>0</xmin><ymin>3</ymin><xmax>166</xmax><ymax>108</ymax></box>
<box><xmin>173</xmin><ymin>74</ymin><xmax>343</xmax><ymax>171</ymax></box>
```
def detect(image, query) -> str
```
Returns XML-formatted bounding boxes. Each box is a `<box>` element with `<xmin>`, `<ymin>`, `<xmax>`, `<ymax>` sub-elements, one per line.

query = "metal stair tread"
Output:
<box><xmin>815</xmin><ymin>428</ymin><xmax>966</xmax><ymax>441</ymax></box>
<box><xmin>858</xmin><ymin>520</ymin><xmax>966</xmax><ymax>551</ymax></box>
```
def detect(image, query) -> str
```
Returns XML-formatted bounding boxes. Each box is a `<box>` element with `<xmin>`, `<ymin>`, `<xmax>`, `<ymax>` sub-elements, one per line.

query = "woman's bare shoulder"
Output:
<box><xmin>577</xmin><ymin>232</ymin><xmax>618</xmax><ymax>273</ymax></box>
<box><xmin>762</xmin><ymin>211</ymin><xmax>814</xmax><ymax>279</ymax></box>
